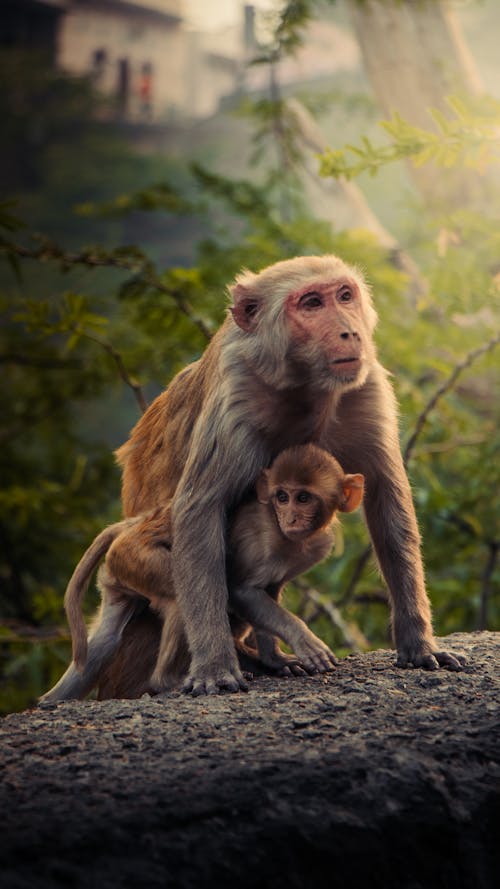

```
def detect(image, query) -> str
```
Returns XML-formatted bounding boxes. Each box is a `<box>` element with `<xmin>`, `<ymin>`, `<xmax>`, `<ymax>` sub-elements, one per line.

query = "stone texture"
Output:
<box><xmin>1</xmin><ymin>631</ymin><xmax>498</xmax><ymax>889</ymax></box>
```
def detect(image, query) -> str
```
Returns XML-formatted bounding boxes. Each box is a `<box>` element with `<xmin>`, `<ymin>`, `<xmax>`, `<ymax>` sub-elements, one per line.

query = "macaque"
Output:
<box><xmin>227</xmin><ymin>443</ymin><xmax>364</xmax><ymax>681</ymax></box>
<box><xmin>41</xmin><ymin>445</ymin><xmax>364</xmax><ymax>702</ymax></box>
<box><xmin>46</xmin><ymin>254</ymin><xmax>464</xmax><ymax>700</ymax></box>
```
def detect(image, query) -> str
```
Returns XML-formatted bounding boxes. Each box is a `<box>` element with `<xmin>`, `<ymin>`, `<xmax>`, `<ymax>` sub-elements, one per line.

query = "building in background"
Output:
<box><xmin>1</xmin><ymin>1</ymin><xmax>359</xmax><ymax>126</ymax></box>
<box><xmin>186</xmin><ymin>5</ymin><xmax>360</xmax><ymax>119</ymax></box>
<box><xmin>56</xmin><ymin>0</ymin><xmax>185</xmax><ymax>121</ymax></box>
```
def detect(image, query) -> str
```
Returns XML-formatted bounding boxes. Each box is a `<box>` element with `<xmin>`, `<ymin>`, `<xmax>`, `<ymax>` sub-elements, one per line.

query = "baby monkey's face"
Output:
<box><xmin>271</xmin><ymin>484</ymin><xmax>325</xmax><ymax>540</ymax></box>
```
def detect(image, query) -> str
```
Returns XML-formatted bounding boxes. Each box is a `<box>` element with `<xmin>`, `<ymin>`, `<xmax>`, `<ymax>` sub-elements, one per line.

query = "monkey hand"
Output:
<box><xmin>182</xmin><ymin>657</ymin><xmax>250</xmax><ymax>697</ymax></box>
<box><xmin>290</xmin><ymin>626</ymin><xmax>338</xmax><ymax>674</ymax></box>
<box><xmin>396</xmin><ymin>639</ymin><xmax>466</xmax><ymax>672</ymax></box>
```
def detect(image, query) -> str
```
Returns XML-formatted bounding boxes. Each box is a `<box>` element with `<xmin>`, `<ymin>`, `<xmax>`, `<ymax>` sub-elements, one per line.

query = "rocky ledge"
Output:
<box><xmin>1</xmin><ymin>631</ymin><xmax>498</xmax><ymax>889</ymax></box>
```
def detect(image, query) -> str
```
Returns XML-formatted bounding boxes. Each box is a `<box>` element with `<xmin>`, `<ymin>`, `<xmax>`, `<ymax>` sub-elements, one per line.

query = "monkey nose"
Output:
<box><xmin>340</xmin><ymin>331</ymin><xmax>360</xmax><ymax>340</ymax></box>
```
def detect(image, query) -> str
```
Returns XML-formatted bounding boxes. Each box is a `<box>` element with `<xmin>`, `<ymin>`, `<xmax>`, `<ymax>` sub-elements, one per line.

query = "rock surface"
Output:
<box><xmin>1</xmin><ymin>631</ymin><xmax>498</xmax><ymax>889</ymax></box>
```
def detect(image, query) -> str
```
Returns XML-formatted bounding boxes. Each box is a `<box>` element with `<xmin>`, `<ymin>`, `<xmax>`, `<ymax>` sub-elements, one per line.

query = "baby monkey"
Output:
<box><xmin>226</xmin><ymin>444</ymin><xmax>364</xmax><ymax>684</ymax></box>
<box><xmin>41</xmin><ymin>444</ymin><xmax>364</xmax><ymax>702</ymax></box>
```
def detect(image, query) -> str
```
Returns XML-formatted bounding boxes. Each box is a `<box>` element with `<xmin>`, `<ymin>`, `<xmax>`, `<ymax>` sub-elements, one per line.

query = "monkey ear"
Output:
<box><xmin>340</xmin><ymin>474</ymin><xmax>365</xmax><ymax>513</ymax></box>
<box><xmin>256</xmin><ymin>470</ymin><xmax>270</xmax><ymax>504</ymax></box>
<box><xmin>229</xmin><ymin>284</ymin><xmax>260</xmax><ymax>332</ymax></box>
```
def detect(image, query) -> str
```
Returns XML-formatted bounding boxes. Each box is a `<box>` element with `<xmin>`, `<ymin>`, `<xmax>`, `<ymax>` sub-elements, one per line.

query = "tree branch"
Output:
<box><xmin>337</xmin><ymin>545</ymin><xmax>373</xmax><ymax>607</ymax></box>
<box><xmin>291</xmin><ymin>577</ymin><xmax>369</xmax><ymax>652</ymax></box>
<box><xmin>403</xmin><ymin>332</ymin><xmax>500</xmax><ymax>466</ymax></box>
<box><xmin>2</xmin><ymin>240</ymin><xmax>212</xmax><ymax>343</ymax></box>
<box><xmin>479</xmin><ymin>541</ymin><xmax>499</xmax><ymax>630</ymax></box>
<box><xmin>77</xmin><ymin>329</ymin><xmax>148</xmax><ymax>414</ymax></box>
<box><xmin>0</xmin><ymin>353</ymin><xmax>81</xmax><ymax>370</ymax></box>
<box><xmin>341</xmin><ymin>332</ymin><xmax>500</xmax><ymax>606</ymax></box>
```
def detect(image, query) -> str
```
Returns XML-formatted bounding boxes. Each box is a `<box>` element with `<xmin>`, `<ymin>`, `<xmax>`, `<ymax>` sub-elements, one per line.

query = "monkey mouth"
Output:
<box><xmin>284</xmin><ymin>527</ymin><xmax>311</xmax><ymax>539</ymax></box>
<box><xmin>331</xmin><ymin>356</ymin><xmax>361</xmax><ymax>376</ymax></box>
<box><xmin>329</xmin><ymin>356</ymin><xmax>362</xmax><ymax>384</ymax></box>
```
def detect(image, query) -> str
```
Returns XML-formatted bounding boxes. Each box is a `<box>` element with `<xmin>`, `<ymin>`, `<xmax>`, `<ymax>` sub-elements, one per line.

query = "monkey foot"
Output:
<box><xmin>296</xmin><ymin>652</ymin><xmax>338</xmax><ymax>674</ymax></box>
<box><xmin>396</xmin><ymin>647</ymin><xmax>466</xmax><ymax>671</ymax></box>
<box><xmin>292</xmin><ymin>635</ymin><xmax>339</xmax><ymax>674</ymax></box>
<box><xmin>278</xmin><ymin>663</ymin><xmax>308</xmax><ymax>677</ymax></box>
<box><xmin>259</xmin><ymin>652</ymin><xmax>308</xmax><ymax>677</ymax></box>
<box><xmin>182</xmin><ymin>667</ymin><xmax>249</xmax><ymax>697</ymax></box>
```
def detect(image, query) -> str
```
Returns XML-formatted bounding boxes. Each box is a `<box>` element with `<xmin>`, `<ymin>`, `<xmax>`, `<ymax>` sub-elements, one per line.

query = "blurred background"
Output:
<box><xmin>1</xmin><ymin>0</ymin><xmax>499</xmax><ymax>713</ymax></box>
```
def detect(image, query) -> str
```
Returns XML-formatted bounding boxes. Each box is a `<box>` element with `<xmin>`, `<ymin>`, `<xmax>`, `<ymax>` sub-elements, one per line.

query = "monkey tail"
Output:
<box><xmin>64</xmin><ymin>520</ymin><xmax>132</xmax><ymax>672</ymax></box>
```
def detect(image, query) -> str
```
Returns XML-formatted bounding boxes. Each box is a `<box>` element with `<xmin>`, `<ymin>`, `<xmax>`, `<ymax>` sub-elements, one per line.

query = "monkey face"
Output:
<box><xmin>283</xmin><ymin>277</ymin><xmax>376</xmax><ymax>389</ymax></box>
<box><xmin>228</xmin><ymin>255</ymin><xmax>378</xmax><ymax>393</ymax></box>
<box><xmin>272</xmin><ymin>486</ymin><xmax>323</xmax><ymax>539</ymax></box>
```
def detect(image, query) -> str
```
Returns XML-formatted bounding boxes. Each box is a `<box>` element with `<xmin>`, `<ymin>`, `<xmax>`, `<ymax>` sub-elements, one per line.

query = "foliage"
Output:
<box><xmin>251</xmin><ymin>0</ymin><xmax>314</xmax><ymax>63</ymax></box>
<box><xmin>1</xmin><ymin>16</ymin><xmax>499</xmax><ymax>712</ymax></box>
<box><xmin>319</xmin><ymin>95</ymin><xmax>500</xmax><ymax>180</ymax></box>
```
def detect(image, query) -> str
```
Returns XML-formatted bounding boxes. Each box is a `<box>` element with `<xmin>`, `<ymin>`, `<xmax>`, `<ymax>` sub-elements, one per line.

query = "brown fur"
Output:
<box><xmin>98</xmin><ymin>609</ymin><xmax>163</xmax><ymax>700</ymax></box>
<box><xmin>42</xmin><ymin>254</ymin><xmax>464</xmax><ymax>702</ymax></box>
<box><xmin>226</xmin><ymin>444</ymin><xmax>364</xmax><ymax>678</ymax></box>
<box><xmin>41</xmin><ymin>445</ymin><xmax>363</xmax><ymax>700</ymax></box>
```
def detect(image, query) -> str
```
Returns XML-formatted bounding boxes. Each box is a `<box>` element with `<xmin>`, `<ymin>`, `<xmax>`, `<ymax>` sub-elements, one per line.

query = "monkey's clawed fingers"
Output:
<box><xmin>279</xmin><ymin>663</ymin><xmax>308</xmax><ymax>677</ymax></box>
<box><xmin>304</xmin><ymin>652</ymin><xmax>338</xmax><ymax>674</ymax></box>
<box><xmin>293</xmin><ymin>638</ymin><xmax>338</xmax><ymax>675</ymax></box>
<box><xmin>396</xmin><ymin>648</ymin><xmax>466</xmax><ymax>671</ymax></box>
<box><xmin>182</xmin><ymin>668</ymin><xmax>249</xmax><ymax>697</ymax></box>
<box><xmin>267</xmin><ymin>654</ymin><xmax>308</xmax><ymax>677</ymax></box>
<box><xmin>433</xmin><ymin>650</ymin><xmax>466</xmax><ymax>670</ymax></box>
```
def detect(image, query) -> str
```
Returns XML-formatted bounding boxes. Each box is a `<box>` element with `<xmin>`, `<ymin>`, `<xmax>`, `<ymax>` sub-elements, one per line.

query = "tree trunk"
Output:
<box><xmin>287</xmin><ymin>97</ymin><xmax>426</xmax><ymax>299</ymax></box>
<box><xmin>349</xmin><ymin>0</ymin><xmax>485</xmax><ymax>205</ymax></box>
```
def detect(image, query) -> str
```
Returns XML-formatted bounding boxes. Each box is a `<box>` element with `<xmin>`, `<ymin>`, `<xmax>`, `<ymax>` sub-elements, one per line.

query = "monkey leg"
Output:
<box><xmin>230</xmin><ymin>590</ymin><xmax>305</xmax><ymax>676</ymax></box>
<box><xmin>244</xmin><ymin>586</ymin><xmax>312</xmax><ymax>676</ymax></box>
<box><xmin>361</xmin><ymin>469</ymin><xmax>465</xmax><ymax>672</ymax></box>
<box><xmin>106</xmin><ymin>513</ymin><xmax>233</xmax><ymax>695</ymax></box>
<box><xmin>106</xmin><ymin>513</ymin><xmax>174</xmax><ymax>602</ymax></box>
<box><xmin>40</xmin><ymin>567</ymin><xmax>144</xmax><ymax>703</ymax></box>
<box><xmin>231</xmin><ymin>586</ymin><xmax>337</xmax><ymax>674</ymax></box>
<box><xmin>149</xmin><ymin>600</ymin><xmax>191</xmax><ymax>693</ymax></box>
<box><xmin>97</xmin><ymin>608</ymin><xmax>162</xmax><ymax>700</ymax></box>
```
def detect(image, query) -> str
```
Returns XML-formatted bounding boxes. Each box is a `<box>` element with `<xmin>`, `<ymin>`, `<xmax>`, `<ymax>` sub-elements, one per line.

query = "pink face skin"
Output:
<box><xmin>284</xmin><ymin>278</ymin><xmax>366</xmax><ymax>382</ymax></box>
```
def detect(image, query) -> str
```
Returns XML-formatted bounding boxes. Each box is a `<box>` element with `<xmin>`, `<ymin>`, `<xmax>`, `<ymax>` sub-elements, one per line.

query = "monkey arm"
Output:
<box><xmin>333</xmin><ymin>368</ymin><xmax>463</xmax><ymax>671</ymax></box>
<box><xmin>362</xmin><ymin>464</ymin><xmax>463</xmax><ymax>671</ymax></box>
<box><xmin>170</xmin><ymin>420</ymin><xmax>266</xmax><ymax>696</ymax></box>
<box><xmin>170</xmin><ymin>499</ymin><xmax>242</xmax><ymax>695</ymax></box>
<box><xmin>230</xmin><ymin>585</ymin><xmax>337</xmax><ymax>674</ymax></box>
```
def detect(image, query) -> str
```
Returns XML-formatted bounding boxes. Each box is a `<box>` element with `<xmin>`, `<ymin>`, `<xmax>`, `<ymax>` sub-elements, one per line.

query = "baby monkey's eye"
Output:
<box><xmin>296</xmin><ymin>491</ymin><xmax>312</xmax><ymax>503</ymax></box>
<box><xmin>276</xmin><ymin>490</ymin><xmax>289</xmax><ymax>503</ymax></box>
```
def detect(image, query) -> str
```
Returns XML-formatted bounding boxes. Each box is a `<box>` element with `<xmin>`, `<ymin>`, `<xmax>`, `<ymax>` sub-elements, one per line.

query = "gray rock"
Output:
<box><xmin>0</xmin><ymin>631</ymin><xmax>498</xmax><ymax>889</ymax></box>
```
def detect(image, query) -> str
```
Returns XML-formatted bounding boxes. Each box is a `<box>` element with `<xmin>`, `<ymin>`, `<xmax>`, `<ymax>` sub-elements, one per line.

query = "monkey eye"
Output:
<box><xmin>296</xmin><ymin>491</ymin><xmax>312</xmax><ymax>503</ymax></box>
<box><xmin>299</xmin><ymin>291</ymin><xmax>323</xmax><ymax>310</ymax></box>
<box><xmin>337</xmin><ymin>287</ymin><xmax>353</xmax><ymax>303</ymax></box>
<box><xmin>276</xmin><ymin>490</ymin><xmax>289</xmax><ymax>504</ymax></box>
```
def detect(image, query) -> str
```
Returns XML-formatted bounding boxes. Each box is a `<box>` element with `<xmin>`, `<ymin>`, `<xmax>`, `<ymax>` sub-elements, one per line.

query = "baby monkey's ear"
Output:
<box><xmin>339</xmin><ymin>474</ymin><xmax>365</xmax><ymax>513</ymax></box>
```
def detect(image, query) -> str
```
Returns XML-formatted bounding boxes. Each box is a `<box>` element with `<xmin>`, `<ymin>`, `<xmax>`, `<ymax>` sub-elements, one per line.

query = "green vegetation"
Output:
<box><xmin>1</xmin><ymin>14</ymin><xmax>499</xmax><ymax>712</ymax></box>
<box><xmin>319</xmin><ymin>95</ymin><xmax>500</xmax><ymax>180</ymax></box>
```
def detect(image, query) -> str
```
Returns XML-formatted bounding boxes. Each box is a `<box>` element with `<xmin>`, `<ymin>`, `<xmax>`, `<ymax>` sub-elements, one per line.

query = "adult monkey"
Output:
<box><xmin>111</xmin><ymin>254</ymin><xmax>463</xmax><ymax>696</ymax></box>
<box><xmin>41</xmin><ymin>444</ymin><xmax>362</xmax><ymax>702</ymax></box>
